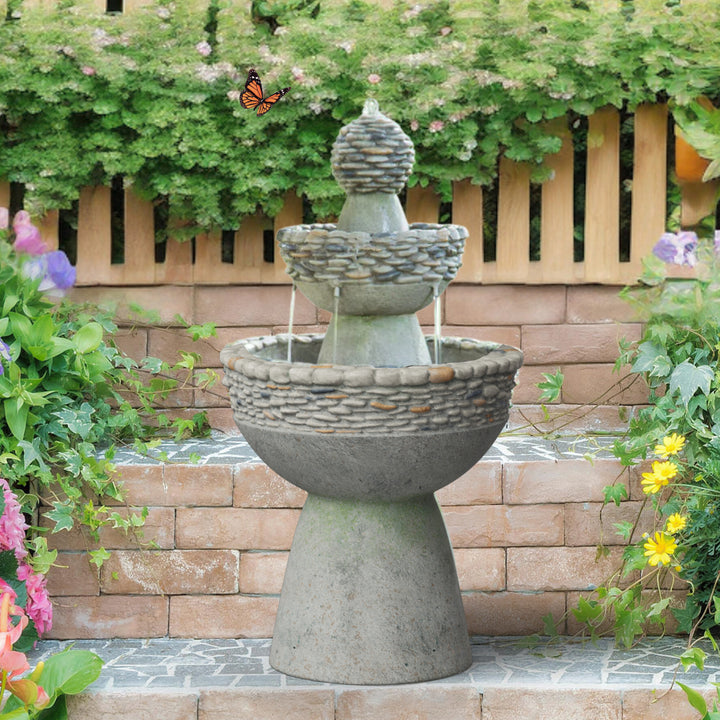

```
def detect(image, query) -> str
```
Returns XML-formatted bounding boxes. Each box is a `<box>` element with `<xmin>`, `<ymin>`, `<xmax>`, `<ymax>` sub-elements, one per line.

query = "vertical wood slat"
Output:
<box><xmin>495</xmin><ymin>156</ymin><xmax>530</xmax><ymax>282</ymax></box>
<box><xmin>76</xmin><ymin>186</ymin><xmax>112</xmax><ymax>285</ymax></box>
<box><xmin>627</xmin><ymin>103</ymin><xmax>668</xmax><ymax>280</ymax></box>
<box><xmin>539</xmin><ymin>117</ymin><xmax>575</xmax><ymax>283</ymax></box>
<box><xmin>122</xmin><ymin>189</ymin><xmax>155</xmax><ymax>283</ymax></box>
<box><xmin>271</xmin><ymin>192</ymin><xmax>303</xmax><ymax>284</ymax></box>
<box><xmin>236</xmin><ymin>214</ymin><xmax>264</xmax><ymax>284</ymax></box>
<box><xmin>194</xmin><ymin>232</ymin><xmax>227</xmax><ymax>283</ymax></box>
<box><xmin>156</xmin><ymin>237</ymin><xmax>193</xmax><ymax>284</ymax></box>
<box><xmin>453</xmin><ymin>180</ymin><xmax>483</xmax><ymax>283</ymax></box>
<box><xmin>583</xmin><ymin>107</ymin><xmax>620</xmax><ymax>283</ymax></box>
<box><xmin>406</xmin><ymin>185</ymin><xmax>440</xmax><ymax>224</ymax></box>
<box><xmin>38</xmin><ymin>210</ymin><xmax>59</xmax><ymax>251</ymax></box>
<box><xmin>0</xmin><ymin>182</ymin><xmax>9</xmax><ymax>211</ymax></box>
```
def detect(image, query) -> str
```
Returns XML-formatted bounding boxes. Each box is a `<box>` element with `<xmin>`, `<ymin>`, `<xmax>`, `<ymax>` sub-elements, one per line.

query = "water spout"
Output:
<box><xmin>433</xmin><ymin>284</ymin><xmax>442</xmax><ymax>365</ymax></box>
<box><xmin>287</xmin><ymin>282</ymin><xmax>296</xmax><ymax>362</ymax></box>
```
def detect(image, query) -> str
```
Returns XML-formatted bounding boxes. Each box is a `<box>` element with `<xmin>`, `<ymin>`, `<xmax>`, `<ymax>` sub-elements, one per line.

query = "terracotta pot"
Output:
<box><xmin>675</xmin><ymin>96</ymin><xmax>715</xmax><ymax>183</ymax></box>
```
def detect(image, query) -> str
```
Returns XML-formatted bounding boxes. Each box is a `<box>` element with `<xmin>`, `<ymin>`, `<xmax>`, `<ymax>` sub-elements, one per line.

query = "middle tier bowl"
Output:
<box><xmin>278</xmin><ymin>222</ymin><xmax>468</xmax><ymax>315</ymax></box>
<box><xmin>220</xmin><ymin>334</ymin><xmax>523</xmax><ymax>501</ymax></box>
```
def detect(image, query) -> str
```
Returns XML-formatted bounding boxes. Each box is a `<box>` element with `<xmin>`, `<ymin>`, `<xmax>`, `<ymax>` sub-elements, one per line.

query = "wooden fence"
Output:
<box><xmin>2</xmin><ymin>103</ymin><xmax>717</xmax><ymax>287</ymax></box>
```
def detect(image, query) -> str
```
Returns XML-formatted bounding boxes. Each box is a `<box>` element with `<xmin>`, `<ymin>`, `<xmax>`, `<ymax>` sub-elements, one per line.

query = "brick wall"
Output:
<box><xmin>70</xmin><ymin>282</ymin><xmax>648</xmax><ymax>434</ymax></box>
<box><xmin>46</xmin><ymin>282</ymin><xmax>653</xmax><ymax>638</ymax></box>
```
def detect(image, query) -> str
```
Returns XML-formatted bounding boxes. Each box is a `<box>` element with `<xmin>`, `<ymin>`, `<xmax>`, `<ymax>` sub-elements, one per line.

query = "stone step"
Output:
<box><xmin>45</xmin><ymin>432</ymin><xmax>659</xmax><ymax>641</ymax></box>
<box><xmin>27</xmin><ymin>636</ymin><xmax>716</xmax><ymax>720</ymax></box>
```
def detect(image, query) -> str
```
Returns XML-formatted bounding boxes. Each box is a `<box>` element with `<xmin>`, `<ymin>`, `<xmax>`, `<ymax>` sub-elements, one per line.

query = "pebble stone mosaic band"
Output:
<box><xmin>278</xmin><ymin>222</ymin><xmax>468</xmax><ymax>285</ymax></box>
<box><xmin>221</xmin><ymin>335</ymin><xmax>523</xmax><ymax>435</ymax></box>
<box><xmin>330</xmin><ymin>108</ymin><xmax>414</xmax><ymax>194</ymax></box>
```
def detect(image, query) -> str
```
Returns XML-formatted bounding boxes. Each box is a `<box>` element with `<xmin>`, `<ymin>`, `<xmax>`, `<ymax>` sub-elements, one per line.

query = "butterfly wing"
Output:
<box><xmin>241</xmin><ymin>69</ymin><xmax>263</xmax><ymax>110</ymax></box>
<box><xmin>256</xmin><ymin>87</ymin><xmax>290</xmax><ymax>116</ymax></box>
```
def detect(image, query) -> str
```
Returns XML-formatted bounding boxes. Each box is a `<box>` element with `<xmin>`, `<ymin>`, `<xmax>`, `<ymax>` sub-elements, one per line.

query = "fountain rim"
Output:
<box><xmin>220</xmin><ymin>333</ymin><xmax>523</xmax><ymax>386</ymax></box>
<box><xmin>277</xmin><ymin>221</ymin><xmax>469</xmax><ymax>244</ymax></box>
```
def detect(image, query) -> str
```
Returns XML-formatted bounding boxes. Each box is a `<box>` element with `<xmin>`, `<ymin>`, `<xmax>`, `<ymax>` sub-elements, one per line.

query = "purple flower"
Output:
<box><xmin>195</xmin><ymin>41</ymin><xmax>212</xmax><ymax>57</ymax></box>
<box><xmin>0</xmin><ymin>341</ymin><xmax>10</xmax><ymax>376</ymax></box>
<box><xmin>13</xmin><ymin>223</ymin><xmax>47</xmax><ymax>255</ymax></box>
<box><xmin>23</xmin><ymin>251</ymin><xmax>76</xmax><ymax>298</ymax></box>
<box><xmin>0</xmin><ymin>208</ymin><xmax>8</xmax><ymax>230</ymax></box>
<box><xmin>714</xmin><ymin>229</ymin><xmax>720</xmax><ymax>256</ymax></box>
<box><xmin>653</xmin><ymin>231</ymin><xmax>697</xmax><ymax>267</ymax></box>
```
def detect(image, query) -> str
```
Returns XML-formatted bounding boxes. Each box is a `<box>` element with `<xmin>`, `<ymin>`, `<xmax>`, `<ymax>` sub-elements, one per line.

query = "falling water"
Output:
<box><xmin>433</xmin><ymin>284</ymin><xmax>442</xmax><ymax>365</ymax></box>
<box><xmin>287</xmin><ymin>283</ymin><xmax>296</xmax><ymax>362</ymax></box>
<box><xmin>332</xmin><ymin>285</ymin><xmax>341</xmax><ymax>364</ymax></box>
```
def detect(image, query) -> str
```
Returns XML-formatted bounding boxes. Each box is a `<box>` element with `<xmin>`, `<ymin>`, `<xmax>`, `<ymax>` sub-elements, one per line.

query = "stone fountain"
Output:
<box><xmin>220</xmin><ymin>100</ymin><xmax>523</xmax><ymax>685</ymax></box>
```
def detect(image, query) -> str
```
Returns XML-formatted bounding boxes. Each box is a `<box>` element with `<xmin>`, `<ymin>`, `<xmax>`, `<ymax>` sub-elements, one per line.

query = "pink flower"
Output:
<box><xmin>13</xmin><ymin>223</ymin><xmax>48</xmax><ymax>256</ymax></box>
<box><xmin>410</xmin><ymin>119</ymin><xmax>419</xmax><ymax>131</ymax></box>
<box><xmin>0</xmin><ymin>208</ymin><xmax>8</xmax><ymax>230</ymax></box>
<box><xmin>429</xmin><ymin>120</ymin><xmax>445</xmax><ymax>133</ymax></box>
<box><xmin>195</xmin><ymin>41</ymin><xmax>212</xmax><ymax>57</ymax></box>
<box><xmin>440</xmin><ymin>26</ymin><xmax>452</xmax><ymax>36</ymax></box>
<box><xmin>0</xmin><ymin>479</ymin><xmax>28</xmax><ymax>562</ymax></box>
<box><xmin>12</xmin><ymin>211</ymin><xmax>31</xmax><ymax>230</ymax></box>
<box><xmin>16</xmin><ymin>565</ymin><xmax>52</xmax><ymax>636</ymax></box>
<box><xmin>367</xmin><ymin>73</ymin><xmax>381</xmax><ymax>85</ymax></box>
<box><xmin>81</xmin><ymin>65</ymin><xmax>96</xmax><ymax>76</ymax></box>
<box><xmin>227</xmin><ymin>89</ymin><xmax>242</xmax><ymax>102</ymax></box>
<box><xmin>291</xmin><ymin>66</ymin><xmax>305</xmax><ymax>83</ymax></box>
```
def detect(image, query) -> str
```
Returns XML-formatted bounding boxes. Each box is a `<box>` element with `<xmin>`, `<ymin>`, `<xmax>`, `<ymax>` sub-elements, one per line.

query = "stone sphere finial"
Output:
<box><xmin>331</xmin><ymin>100</ymin><xmax>415</xmax><ymax>195</ymax></box>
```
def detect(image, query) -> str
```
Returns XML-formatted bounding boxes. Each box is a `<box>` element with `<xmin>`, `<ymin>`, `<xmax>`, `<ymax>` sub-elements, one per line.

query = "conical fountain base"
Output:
<box><xmin>270</xmin><ymin>493</ymin><xmax>471</xmax><ymax>685</ymax></box>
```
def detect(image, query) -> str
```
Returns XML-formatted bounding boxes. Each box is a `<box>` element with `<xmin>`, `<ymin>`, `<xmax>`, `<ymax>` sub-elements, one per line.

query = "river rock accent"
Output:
<box><xmin>221</xmin><ymin>335</ymin><xmax>522</xmax><ymax>436</ymax></box>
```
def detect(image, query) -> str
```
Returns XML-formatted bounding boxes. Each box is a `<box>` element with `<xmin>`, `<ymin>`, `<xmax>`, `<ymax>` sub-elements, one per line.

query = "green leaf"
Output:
<box><xmin>88</xmin><ymin>547</ymin><xmax>111</xmax><ymax>568</ymax></box>
<box><xmin>680</xmin><ymin>647</ymin><xmax>706</xmax><ymax>672</ymax></box>
<box><xmin>669</xmin><ymin>361</ymin><xmax>714</xmax><ymax>405</ymax></box>
<box><xmin>38</xmin><ymin>649</ymin><xmax>104</xmax><ymax>699</ymax></box>
<box><xmin>73</xmin><ymin>322</ymin><xmax>104</xmax><ymax>354</ymax></box>
<box><xmin>537</xmin><ymin>370</ymin><xmax>564</xmax><ymax>402</ymax></box>
<box><xmin>4</xmin><ymin>398</ymin><xmax>29</xmax><ymax>441</ymax></box>
<box><xmin>632</xmin><ymin>341</ymin><xmax>672</xmax><ymax>376</ymax></box>
<box><xmin>603</xmin><ymin>483</ymin><xmax>628</xmax><ymax>507</ymax></box>
<box><xmin>613</xmin><ymin>521</ymin><xmax>635</xmax><ymax>541</ymax></box>
<box><xmin>36</xmin><ymin>695</ymin><xmax>68</xmax><ymax>720</ymax></box>
<box><xmin>677</xmin><ymin>682</ymin><xmax>708</xmax><ymax>716</ymax></box>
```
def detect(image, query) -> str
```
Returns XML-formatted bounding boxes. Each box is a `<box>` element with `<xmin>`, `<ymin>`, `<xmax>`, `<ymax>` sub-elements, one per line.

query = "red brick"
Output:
<box><xmin>481</xmin><ymin>688</ymin><xmax>620</xmax><ymax>720</ymax></box>
<box><xmin>445</xmin><ymin>285</ymin><xmax>566</xmax><ymax>325</ymax></box>
<box><xmin>507</xmin><ymin>546</ymin><xmax>625</xmax><ymax>591</ymax></box>
<box><xmin>566</xmin><ymin>285</ymin><xmax>638</xmax><ymax>323</ymax></box>
<box><xmin>69</xmin><ymin>286</ymin><xmax>193</xmax><ymax>325</ymax></box>
<box><xmin>462</xmin><ymin>591</ymin><xmax>566</xmax><ymax>635</ymax></box>
<box><xmin>148</xmin><ymin>326</ymin><xmax>273</xmax><ymax>367</ymax></box>
<box><xmin>113</xmin><ymin>328</ymin><xmax>148</xmax><ymax>361</ymax></box>
<box><xmin>176</xmin><ymin>508</ymin><xmax>300</xmax><ymax>550</ymax></box>
<box><xmin>436</xmin><ymin>461</ymin><xmax>502</xmax><ymax>505</ymax></box>
<box><xmin>564</xmin><ymin>501</ymin><xmax>652</xmax><ymax>546</ymax></box>
<box><xmin>234</xmin><ymin>464</ymin><xmax>307</xmax><ymax>508</ymax></box>
<box><xmin>46</xmin><ymin>552</ymin><xmax>100</xmax><ymax>597</ymax></box>
<box><xmin>169</xmin><ymin>595</ymin><xmax>278</xmax><ymax>637</ymax></box>
<box><xmin>513</xmin><ymin>364</ymin><xmax>563</xmax><ymax>404</ymax></box>
<box><xmin>522</xmin><ymin>323</ymin><xmax>642</xmax><ymax>364</ymax></box>
<box><xmin>454</xmin><ymin>548</ymin><xmax>505</xmax><ymax>591</ymax></box>
<box><xmin>562</xmin><ymin>363</ymin><xmax>649</xmax><ymax>405</ymax></box>
<box><xmin>444</xmin><ymin>505</ymin><xmax>564</xmax><ymax>548</ymax></box>
<box><xmin>43</xmin><ymin>507</ymin><xmax>174</xmax><ymax>550</ymax></box>
<box><xmin>100</xmin><ymin>549</ymin><xmax>239</xmax><ymax>594</ymax></box>
<box><xmin>239</xmin><ymin>552</ymin><xmax>288</xmax><ymax>594</ymax></box>
<box><xmin>199</xmin><ymin>689</ymin><xmax>334</xmax><ymax>720</ymax></box>
<box><xmin>112</xmin><ymin>464</ymin><xmax>233</xmax><ymax>507</ymax></box>
<box><xmin>504</xmin><ymin>459</ymin><xmax>628</xmax><ymax>504</ymax></box>
<box><xmin>507</xmin><ymin>403</ymin><xmax>636</xmax><ymax>433</ymax></box>
<box><xmin>336</xmin><ymin>688</ymin><xmax>481</xmax><ymax>720</ymax></box>
<box><xmin>204</xmin><ymin>407</ymin><xmax>239</xmax><ymax>434</ymax></box>
<box><xmin>68</xmin><ymin>692</ymin><xmax>197</xmax><ymax>720</ymax></box>
<box><xmin>194</xmin><ymin>286</ymin><xmax>316</xmax><ymax>326</ymax></box>
<box><xmin>621</xmin><ymin>688</ymin><xmax>717</xmax><ymax>720</ymax></box>
<box><xmin>47</xmin><ymin>596</ymin><xmax>168</xmax><ymax>638</ymax></box>
<box><xmin>195</xmin><ymin>374</ymin><xmax>229</xmax><ymax>407</ymax></box>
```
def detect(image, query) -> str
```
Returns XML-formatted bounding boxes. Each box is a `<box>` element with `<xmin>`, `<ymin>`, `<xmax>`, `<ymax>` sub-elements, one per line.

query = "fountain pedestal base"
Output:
<box><xmin>270</xmin><ymin>493</ymin><xmax>471</xmax><ymax>685</ymax></box>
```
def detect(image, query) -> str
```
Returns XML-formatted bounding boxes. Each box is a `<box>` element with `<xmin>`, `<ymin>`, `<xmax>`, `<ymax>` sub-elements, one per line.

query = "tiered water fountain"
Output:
<box><xmin>221</xmin><ymin>100</ymin><xmax>523</xmax><ymax>685</ymax></box>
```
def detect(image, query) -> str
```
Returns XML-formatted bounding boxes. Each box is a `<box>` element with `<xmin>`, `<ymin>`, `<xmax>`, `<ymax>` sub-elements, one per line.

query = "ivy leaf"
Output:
<box><xmin>680</xmin><ymin>647</ymin><xmax>706</xmax><ymax>672</ymax></box>
<box><xmin>537</xmin><ymin>370</ymin><xmax>564</xmax><ymax>402</ymax></box>
<box><xmin>677</xmin><ymin>682</ymin><xmax>708</xmax><ymax>716</ymax></box>
<box><xmin>613</xmin><ymin>521</ymin><xmax>635</xmax><ymax>541</ymax></box>
<box><xmin>603</xmin><ymin>483</ymin><xmax>628</xmax><ymax>507</ymax></box>
<box><xmin>669</xmin><ymin>361</ymin><xmax>713</xmax><ymax>405</ymax></box>
<box><xmin>632</xmin><ymin>341</ymin><xmax>672</xmax><ymax>376</ymax></box>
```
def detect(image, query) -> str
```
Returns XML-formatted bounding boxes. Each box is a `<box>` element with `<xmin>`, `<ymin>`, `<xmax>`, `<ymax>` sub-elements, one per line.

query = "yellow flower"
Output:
<box><xmin>643</xmin><ymin>532</ymin><xmax>678</xmax><ymax>567</ymax></box>
<box><xmin>666</xmin><ymin>513</ymin><xmax>687</xmax><ymax>534</ymax></box>
<box><xmin>654</xmin><ymin>433</ymin><xmax>686</xmax><ymax>458</ymax></box>
<box><xmin>641</xmin><ymin>461</ymin><xmax>678</xmax><ymax>494</ymax></box>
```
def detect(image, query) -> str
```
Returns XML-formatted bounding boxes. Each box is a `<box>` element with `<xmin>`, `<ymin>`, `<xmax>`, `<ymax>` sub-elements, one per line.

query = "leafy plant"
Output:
<box><xmin>0</xmin><ymin>0</ymin><xmax>719</xmax><ymax>232</ymax></box>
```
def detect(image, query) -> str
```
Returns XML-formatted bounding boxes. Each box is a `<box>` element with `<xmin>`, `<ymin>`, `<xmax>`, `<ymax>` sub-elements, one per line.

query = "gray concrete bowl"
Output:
<box><xmin>221</xmin><ymin>334</ymin><xmax>523</xmax><ymax>501</ymax></box>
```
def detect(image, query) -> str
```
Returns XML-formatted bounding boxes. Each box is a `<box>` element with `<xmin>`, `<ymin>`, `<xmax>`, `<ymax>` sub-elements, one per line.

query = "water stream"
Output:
<box><xmin>332</xmin><ymin>286</ymin><xmax>341</xmax><ymax>364</ymax></box>
<box><xmin>287</xmin><ymin>283</ymin><xmax>296</xmax><ymax>362</ymax></box>
<box><xmin>433</xmin><ymin>285</ymin><xmax>442</xmax><ymax>365</ymax></box>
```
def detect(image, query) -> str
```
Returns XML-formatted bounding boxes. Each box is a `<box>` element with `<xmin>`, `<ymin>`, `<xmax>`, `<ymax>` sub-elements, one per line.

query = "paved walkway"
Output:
<box><xmin>27</xmin><ymin>636</ymin><xmax>715</xmax><ymax>691</ymax></box>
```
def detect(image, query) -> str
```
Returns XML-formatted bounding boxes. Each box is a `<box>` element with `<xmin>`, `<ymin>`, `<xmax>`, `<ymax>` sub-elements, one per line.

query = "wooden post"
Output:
<box><xmin>628</xmin><ymin>103</ymin><xmax>668</xmax><ymax>281</ymax></box>
<box><xmin>453</xmin><ymin>180</ymin><xmax>483</xmax><ymax>283</ymax></box>
<box><xmin>193</xmin><ymin>231</ymin><xmax>225</xmax><ymax>283</ymax></box>
<box><xmin>406</xmin><ymin>185</ymin><xmax>440</xmax><ymax>224</ymax></box>
<box><xmin>495</xmin><ymin>157</ymin><xmax>530</xmax><ymax>282</ymax></box>
<box><xmin>156</xmin><ymin>237</ymin><xmax>193</xmax><ymax>284</ymax></box>
<box><xmin>123</xmin><ymin>188</ymin><xmax>156</xmax><ymax>284</ymax></box>
<box><xmin>236</xmin><ymin>214</ymin><xmax>264</xmax><ymax>284</ymax></box>
<box><xmin>76</xmin><ymin>186</ymin><xmax>113</xmax><ymax>285</ymax></box>
<box><xmin>38</xmin><ymin>210</ymin><xmax>59</xmax><ymax>251</ymax></box>
<box><xmin>583</xmin><ymin>107</ymin><xmax>620</xmax><ymax>283</ymax></box>
<box><xmin>0</xmin><ymin>182</ymin><xmax>9</xmax><ymax>210</ymax></box>
<box><xmin>539</xmin><ymin>117</ymin><xmax>575</xmax><ymax>283</ymax></box>
<box><xmin>680</xmin><ymin>181</ymin><xmax>720</xmax><ymax>228</ymax></box>
<box><xmin>271</xmin><ymin>191</ymin><xmax>303</xmax><ymax>284</ymax></box>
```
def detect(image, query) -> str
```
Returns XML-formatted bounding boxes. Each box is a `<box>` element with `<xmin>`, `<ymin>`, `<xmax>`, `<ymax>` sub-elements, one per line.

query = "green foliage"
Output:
<box><xmin>0</xmin><ymin>0</ymin><xmax>719</xmax><ymax>228</ymax></box>
<box><xmin>0</xmin><ymin>227</ymin><xmax>216</xmax><ymax>544</ymax></box>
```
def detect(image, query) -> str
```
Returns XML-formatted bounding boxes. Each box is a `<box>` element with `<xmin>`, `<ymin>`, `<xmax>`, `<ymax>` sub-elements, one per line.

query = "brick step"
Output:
<box><xmin>27</xmin><ymin>636</ymin><xmax>715</xmax><ymax>720</ymax></box>
<box><xmin>44</xmin><ymin>433</ymin><xmax>661</xmax><ymax>640</ymax></box>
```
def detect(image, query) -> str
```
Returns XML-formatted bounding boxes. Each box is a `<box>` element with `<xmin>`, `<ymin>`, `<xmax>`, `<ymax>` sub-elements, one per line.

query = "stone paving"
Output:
<box><xmin>26</xmin><ymin>636</ymin><xmax>717</xmax><ymax>692</ymax></box>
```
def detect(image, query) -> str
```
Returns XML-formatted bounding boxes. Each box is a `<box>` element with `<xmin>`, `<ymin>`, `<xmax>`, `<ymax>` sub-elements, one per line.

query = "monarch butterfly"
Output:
<box><xmin>240</xmin><ymin>69</ymin><xmax>290</xmax><ymax>116</ymax></box>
